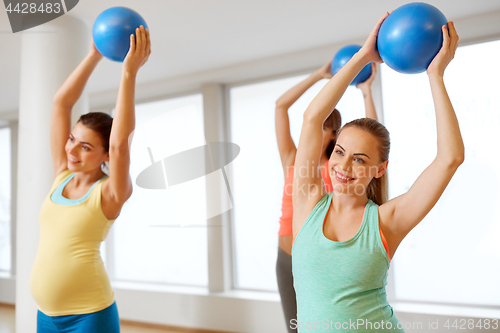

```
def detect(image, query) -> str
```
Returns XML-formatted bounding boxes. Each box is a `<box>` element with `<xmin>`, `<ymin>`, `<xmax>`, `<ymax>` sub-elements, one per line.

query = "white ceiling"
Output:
<box><xmin>1</xmin><ymin>0</ymin><xmax>500</xmax><ymax>114</ymax></box>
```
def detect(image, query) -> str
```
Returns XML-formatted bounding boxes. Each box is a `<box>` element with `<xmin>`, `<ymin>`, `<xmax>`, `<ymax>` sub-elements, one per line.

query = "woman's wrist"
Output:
<box><xmin>353</xmin><ymin>50</ymin><xmax>373</xmax><ymax>67</ymax></box>
<box><xmin>427</xmin><ymin>72</ymin><xmax>445</xmax><ymax>85</ymax></box>
<box><xmin>311</xmin><ymin>69</ymin><xmax>326</xmax><ymax>81</ymax></box>
<box><xmin>86</xmin><ymin>52</ymin><xmax>103</xmax><ymax>64</ymax></box>
<box><xmin>427</xmin><ymin>71</ymin><xmax>444</xmax><ymax>81</ymax></box>
<box><xmin>122</xmin><ymin>69</ymin><xmax>138</xmax><ymax>81</ymax></box>
<box><xmin>360</xmin><ymin>87</ymin><xmax>372</xmax><ymax>98</ymax></box>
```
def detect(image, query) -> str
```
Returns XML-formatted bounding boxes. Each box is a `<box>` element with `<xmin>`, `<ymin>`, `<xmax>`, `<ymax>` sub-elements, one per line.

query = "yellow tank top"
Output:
<box><xmin>30</xmin><ymin>169</ymin><xmax>116</xmax><ymax>316</ymax></box>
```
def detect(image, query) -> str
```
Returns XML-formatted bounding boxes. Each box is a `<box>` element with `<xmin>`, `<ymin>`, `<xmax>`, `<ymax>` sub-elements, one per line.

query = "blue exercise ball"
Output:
<box><xmin>93</xmin><ymin>7</ymin><xmax>148</xmax><ymax>62</ymax></box>
<box><xmin>331</xmin><ymin>45</ymin><xmax>372</xmax><ymax>86</ymax></box>
<box><xmin>377</xmin><ymin>2</ymin><xmax>447</xmax><ymax>74</ymax></box>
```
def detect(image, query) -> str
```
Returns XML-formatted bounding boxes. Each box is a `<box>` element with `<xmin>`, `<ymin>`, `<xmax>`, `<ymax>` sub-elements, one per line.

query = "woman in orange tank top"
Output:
<box><xmin>275</xmin><ymin>60</ymin><xmax>379</xmax><ymax>333</ymax></box>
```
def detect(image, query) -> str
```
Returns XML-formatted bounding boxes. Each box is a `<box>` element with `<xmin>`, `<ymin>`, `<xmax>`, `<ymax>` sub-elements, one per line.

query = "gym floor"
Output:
<box><xmin>0</xmin><ymin>303</ymin><xmax>227</xmax><ymax>333</ymax></box>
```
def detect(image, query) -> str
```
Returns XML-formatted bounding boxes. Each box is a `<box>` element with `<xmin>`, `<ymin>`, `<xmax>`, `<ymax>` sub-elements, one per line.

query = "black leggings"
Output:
<box><xmin>276</xmin><ymin>247</ymin><xmax>297</xmax><ymax>333</ymax></box>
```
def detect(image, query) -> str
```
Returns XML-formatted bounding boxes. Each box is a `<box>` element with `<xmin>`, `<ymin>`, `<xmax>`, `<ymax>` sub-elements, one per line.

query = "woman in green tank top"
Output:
<box><xmin>291</xmin><ymin>13</ymin><xmax>463</xmax><ymax>332</ymax></box>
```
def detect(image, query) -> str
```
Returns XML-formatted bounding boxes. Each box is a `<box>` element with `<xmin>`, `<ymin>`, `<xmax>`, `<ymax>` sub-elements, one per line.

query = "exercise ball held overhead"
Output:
<box><xmin>93</xmin><ymin>7</ymin><xmax>149</xmax><ymax>62</ymax></box>
<box><xmin>331</xmin><ymin>45</ymin><xmax>372</xmax><ymax>86</ymax></box>
<box><xmin>377</xmin><ymin>2</ymin><xmax>448</xmax><ymax>74</ymax></box>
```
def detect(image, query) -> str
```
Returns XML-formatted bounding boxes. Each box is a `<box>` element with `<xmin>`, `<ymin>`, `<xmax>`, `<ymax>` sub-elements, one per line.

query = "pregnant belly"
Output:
<box><xmin>30</xmin><ymin>253</ymin><xmax>113</xmax><ymax>315</ymax></box>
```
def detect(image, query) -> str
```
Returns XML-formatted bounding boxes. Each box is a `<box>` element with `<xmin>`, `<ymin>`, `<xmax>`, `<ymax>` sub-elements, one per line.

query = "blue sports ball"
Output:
<box><xmin>377</xmin><ymin>2</ymin><xmax>448</xmax><ymax>74</ymax></box>
<box><xmin>331</xmin><ymin>45</ymin><xmax>372</xmax><ymax>86</ymax></box>
<box><xmin>93</xmin><ymin>7</ymin><xmax>148</xmax><ymax>62</ymax></box>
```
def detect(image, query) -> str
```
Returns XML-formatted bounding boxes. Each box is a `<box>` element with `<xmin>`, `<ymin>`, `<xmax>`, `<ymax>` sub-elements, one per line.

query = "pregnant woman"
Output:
<box><xmin>30</xmin><ymin>26</ymin><xmax>151</xmax><ymax>332</ymax></box>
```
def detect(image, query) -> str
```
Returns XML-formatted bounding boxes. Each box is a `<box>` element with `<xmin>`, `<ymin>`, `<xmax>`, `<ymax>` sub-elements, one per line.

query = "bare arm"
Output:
<box><xmin>356</xmin><ymin>63</ymin><xmax>378</xmax><ymax>120</ymax></box>
<box><xmin>379</xmin><ymin>22</ymin><xmax>464</xmax><ymax>257</ymax></box>
<box><xmin>104</xmin><ymin>26</ymin><xmax>151</xmax><ymax>205</ymax></box>
<box><xmin>275</xmin><ymin>62</ymin><xmax>332</xmax><ymax>176</ymax></box>
<box><xmin>51</xmin><ymin>43</ymin><xmax>102</xmax><ymax>177</ymax></box>
<box><xmin>292</xmin><ymin>13</ymin><xmax>390</xmax><ymax>238</ymax></box>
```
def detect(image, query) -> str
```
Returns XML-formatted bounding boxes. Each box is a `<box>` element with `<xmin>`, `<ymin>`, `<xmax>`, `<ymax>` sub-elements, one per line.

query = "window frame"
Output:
<box><xmin>0</xmin><ymin>125</ymin><xmax>12</xmax><ymax>275</ymax></box>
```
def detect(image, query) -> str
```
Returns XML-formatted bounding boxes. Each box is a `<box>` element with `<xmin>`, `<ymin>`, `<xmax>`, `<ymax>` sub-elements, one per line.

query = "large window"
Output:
<box><xmin>229</xmin><ymin>74</ymin><xmax>367</xmax><ymax>291</ymax></box>
<box><xmin>112</xmin><ymin>94</ymin><xmax>208</xmax><ymax>286</ymax></box>
<box><xmin>381</xmin><ymin>39</ymin><xmax>500</xmax><ymax>306</ymax></box>
<box><xmin>0</xmin><ymin>127</ymin><xmax>11</xmax><ymax>273</ymax></box>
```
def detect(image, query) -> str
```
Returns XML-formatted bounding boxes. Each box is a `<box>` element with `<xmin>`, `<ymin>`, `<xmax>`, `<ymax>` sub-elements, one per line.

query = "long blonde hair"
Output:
<box><xmin>337</xmin><ymin>118</ymin><xmax>390</xmax><ymax>205</ymax></box>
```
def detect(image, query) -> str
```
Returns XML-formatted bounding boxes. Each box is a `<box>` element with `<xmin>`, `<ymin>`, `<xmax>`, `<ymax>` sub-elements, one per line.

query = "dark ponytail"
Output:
<box><xmin>324</xmin><ymin>108</ymin><xmax>342</xmax><ymax>158</ymax></box>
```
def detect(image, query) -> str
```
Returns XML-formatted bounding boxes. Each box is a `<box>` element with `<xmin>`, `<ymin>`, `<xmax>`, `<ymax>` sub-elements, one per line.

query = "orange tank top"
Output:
<box><xmin>278</xmin><ymin>160</ymin><xmax>332</xmax><ymax>236</ymax></box>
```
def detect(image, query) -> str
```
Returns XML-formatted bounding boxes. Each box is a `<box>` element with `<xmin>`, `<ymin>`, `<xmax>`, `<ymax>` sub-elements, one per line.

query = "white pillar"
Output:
<box><xmin>10</xmin><ymin>120</ymin><xmax>18</xmax><ymax>278</ymax></box>
<box><xmin>16</xmin><ymin>15</ymin><xmax>88</xmax><ymax>332</ymax></box>
<box><xmin>202</xmin><ymin>83</ymin><xmax>233</xmax><ymax>293</ymax></box>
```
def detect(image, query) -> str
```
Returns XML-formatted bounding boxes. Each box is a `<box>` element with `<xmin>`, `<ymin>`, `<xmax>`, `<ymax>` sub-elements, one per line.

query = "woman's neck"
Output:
<box><xmin>71</xmin><ymin>168</ymin><xmax>106</xmax><ymax>188</ymax></box>
<box><xmin>330</xmin><ymin>191</ymin><xmax>368</xmax><ymax>214</ymax></box>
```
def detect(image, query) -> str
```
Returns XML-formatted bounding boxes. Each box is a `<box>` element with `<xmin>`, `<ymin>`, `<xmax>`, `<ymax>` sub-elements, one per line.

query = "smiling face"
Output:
<box><xmin>65</xmin><ymin>122</ymin><xmax>109</xmax><ymax>173</ymax></box>
<box><xmin>328</xmin><ymin>126</ymin><xmax>388</xmax><ymax>197</ymax></box>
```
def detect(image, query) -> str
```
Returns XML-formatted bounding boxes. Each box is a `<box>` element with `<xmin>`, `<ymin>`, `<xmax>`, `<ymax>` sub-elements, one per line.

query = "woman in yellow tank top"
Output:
<box><xmin>29</xmin><ymin>26</ymin><xmax>151</xmax><ymax>332</ymax></box>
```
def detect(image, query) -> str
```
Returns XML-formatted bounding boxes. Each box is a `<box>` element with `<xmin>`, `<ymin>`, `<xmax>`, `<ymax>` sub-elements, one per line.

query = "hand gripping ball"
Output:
<box><xmin>93</xmin><ymin>7</ymin><xmax>149</xmax><ymax>62</ymax></box>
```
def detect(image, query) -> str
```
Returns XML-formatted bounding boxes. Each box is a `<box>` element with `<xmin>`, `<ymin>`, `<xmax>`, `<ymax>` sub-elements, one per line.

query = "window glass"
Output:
<box><xmin>112</xmin><ymin>94</ymin><xmax>208</xmax><ymax>286</ymax></box>
<box><xmin>229</xmin><ymin>75</ymin><xmax>365</xmax><ymax>290</ymax></box>
<box><xmin>381</xmin><ymin>40</ymin><xmax>500</xmax><ymax>305</ymax></box>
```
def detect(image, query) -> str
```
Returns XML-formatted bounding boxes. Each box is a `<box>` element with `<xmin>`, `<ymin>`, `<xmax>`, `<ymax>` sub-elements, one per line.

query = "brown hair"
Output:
<box><xmin>77</xmin><ymin>112</ymin><xmax>113</xmax><ymax>152</ymax></box>
<box><xmin>323</xmin><ymin>108</ymin><xmax>342</xmax><ymax>158</ymax></box>
<box><xmin>337</xmin><ymin>118</ymin><xmax>390</xmax><ymax>205</ymax></box>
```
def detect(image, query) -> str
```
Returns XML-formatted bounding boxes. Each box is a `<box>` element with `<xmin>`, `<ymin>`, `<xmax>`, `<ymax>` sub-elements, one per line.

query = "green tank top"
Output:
<box><xmin>292</xmin><ymin>192</ymin><xmax>404</xmax><ymax>332</ymax></box>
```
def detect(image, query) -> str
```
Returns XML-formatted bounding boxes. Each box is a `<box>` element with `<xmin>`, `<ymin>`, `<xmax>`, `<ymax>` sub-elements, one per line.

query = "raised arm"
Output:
<box><xmin>292</xmin><ymin>13</ymin><xmax>389</xmax><ymax>237</ymax></box>
<box><xmin>104</xmin><ymin>26</ymin><xmax>151</xmax><ymax>205</ymax></box>
<box><xmin>379</xmin><ymin>22</ymin><xmax>464</xmax><ymax>258</ymax></box>
<box><xmin>356</xmin><ymin>63</ymin><xmax>378</xmax><ymax>120</ymax></box>
<box><xmin>51</xmin><ymin>43</ymin><xmax>103</xmax><ymax>177</ymax></box>
<box><xmin>275</xmin><ymin>62</ymin><xmax>332</xmax><ymax>176</ymax></box>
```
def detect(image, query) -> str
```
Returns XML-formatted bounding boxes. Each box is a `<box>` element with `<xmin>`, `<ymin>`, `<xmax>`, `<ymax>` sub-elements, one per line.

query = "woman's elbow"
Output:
<box><xmin>275</xmin><ymin>100</ymin><xmax>291</xmax><ymax>114</ymax></box>
<box><xmin>452</xmin><ymin>144</ymin><xmax>465</xmax><ymax>166</ymax></box>
<box><xmin>439</xmin><ymin>151</ymin><xmax>464</xmax><ymax>168</ymax></box>
<box><xmin>454</xmin><ymin>151</ymin><xmax>465</xmax><ymax>166</ymax></box>
<box><xmin>302</xmin><ymin>109</ymin><xmax>323</xmax><ymax>125</ymax></box>
<box><xmin>53</xmin><ymin>94</ymin><xmax>72</xmax><ymax>109</ymax></box>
